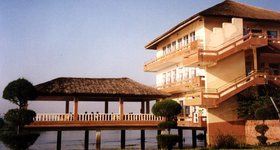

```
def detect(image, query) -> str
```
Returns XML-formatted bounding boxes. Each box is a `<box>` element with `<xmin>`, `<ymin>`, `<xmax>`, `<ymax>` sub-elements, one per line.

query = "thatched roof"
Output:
<box><xmin>35</xmin><ymin>77</ymin><xmax>168</xmax><ymax>99</ymax></box>
<box><xmin>146</xmin><ymin>0</ymin><xmax>280</xmax><ymax>49</ymax></box>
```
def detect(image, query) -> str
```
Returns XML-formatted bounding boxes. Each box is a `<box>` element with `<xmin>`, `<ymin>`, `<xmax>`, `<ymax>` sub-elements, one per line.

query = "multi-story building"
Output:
<box><xmin>144</xmin><ymin>0</ymin><xmax>280</xmax><ymax>145</ymax></box>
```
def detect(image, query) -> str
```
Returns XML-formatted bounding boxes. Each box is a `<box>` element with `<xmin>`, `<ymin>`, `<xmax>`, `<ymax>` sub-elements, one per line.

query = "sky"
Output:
<box><xmin>0</xmin><ymin>0</ymin><xmax>280</xmax><ymax>114</ymax></box>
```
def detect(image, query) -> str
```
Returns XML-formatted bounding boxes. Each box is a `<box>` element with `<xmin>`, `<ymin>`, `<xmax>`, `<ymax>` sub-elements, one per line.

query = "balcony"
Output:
<box><xmin>26</xmin><ymin>113</ymin><xmax>163</xmax><ymax>129</ymax></box>
<box><xmin>185</xmin><ymin>71</ymin><xmax>273</xmax><ymax>108</ymax></box>
<box><xmin>144</xmin><ymin>41</ymin><xmax>201</xmax><ymax>72</ymax></box>
<box><xmin>177</xmin><ymin>115</ymin><xmax>207</xmax><ymax>128</ymax></box>
<box><xmin>157</xmin><ymin>76</ymin><xmax>205</xmax><ymax>94</ymax></box>
<box><xmin>183</xmin><ymin>33</ymin><xmax>269</xmax><ymax>67</ymax></box>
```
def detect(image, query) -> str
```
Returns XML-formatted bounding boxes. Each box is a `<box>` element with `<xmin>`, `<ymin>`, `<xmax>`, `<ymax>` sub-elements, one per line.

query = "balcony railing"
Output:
<box><xmin>34</xmin><ymin>113</ymin><xmax>163</xmax><ymax>122</ymax></box>
<box><xmin>157</xmin><ymin>76</ymin><xmax>205</xmax><ymax>93</ymax></box>
<box><xmin>177</xmin><ymin>115</ymin><xmax>207</xmax><ymax>128</ymax></box>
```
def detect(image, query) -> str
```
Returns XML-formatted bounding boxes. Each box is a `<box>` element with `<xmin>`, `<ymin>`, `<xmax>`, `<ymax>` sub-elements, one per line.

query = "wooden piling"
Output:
<box><xmin>84</xmin><ymin>130</ymin><xmax>89</xmax><ymax>150</ymax></box>
<box><xmin>56</xmin><ymin>130</ymin><xmax>62</xmax><ymax>150</ymax></box>
<box><xmin>192</xmin><ymin>129</ymin><xmax>197</xmax><ymax>148</ymax></box>
<box><xmin>141</xmin><ymin>130</ymin><xmax>145</xmax><ymax>150</ymax></box>
<box><xmin>121</xmin><ymin>130</ymin><xmax>126</xmax><ymax>149</ymax></box>
<box><xmin>96</xmin><ymin>130</ymin><xmax>101</xmax><ymax>150</ymax></box>
<box><xmin>178</xmin><ymin>128</ymin><xmax>183</xmax><ymax>149</ymax></box>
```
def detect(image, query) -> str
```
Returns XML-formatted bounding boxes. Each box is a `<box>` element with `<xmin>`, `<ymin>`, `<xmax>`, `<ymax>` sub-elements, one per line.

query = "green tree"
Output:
<box><xmin>3</xmin><ymin>78</ymin><xmax>37</xmax><ymax>109</ymax></box>
<box><xmin>152</xmin><ymin>99</ymin><xmax>182</xmax><ymax>150</ymax></box>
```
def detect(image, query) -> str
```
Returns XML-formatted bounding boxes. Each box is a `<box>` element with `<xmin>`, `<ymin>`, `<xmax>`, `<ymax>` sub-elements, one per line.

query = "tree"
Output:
<box><xmin>3</xmin><ymin>78</ymin><xmax>37</xmax><ymax>109</ymax></box>
<box><xmin>152</xmin><ymin>99</ymin><xmax>182</xmax><ymax>150</ymax></box>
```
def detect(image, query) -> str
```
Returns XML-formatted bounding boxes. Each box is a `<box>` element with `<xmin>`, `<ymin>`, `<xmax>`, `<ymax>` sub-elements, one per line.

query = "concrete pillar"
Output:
<box><xmin>192</xmin><ymin>129</ymin><xmax>197</xmax><ymax>148</ymax></box>
<box><xmin>119</xmin><ymin>98</ymin><xmax>124</xmax><ymax>120</ymax></box>
<box><xmin>121</xmin><ymin>130</ymin><xmax>126</xmax><ymax>149</ymax></box>
<box><xmin>96</xmin><ymin>130</ymin><xmax>101</xmax><ymax>150</ymax></box>
<box><xmin>57</xmin><ymin>130</ymin><xmax>62</xmax><ymax>150</ymax></box>
<box><xmin>84</xmin><ymin>130</ymin><xmax>89</xmax><ymax>150</ymax></box>
<box><xmin>65</xmin><ymin>100</ymin><xmax>69</xmax><ymax>113</ymax></box>
<box><xmin>141</xmin><ymin>130</ymin><xmax>145</xmax><ymax>150</ymax></box>
<box><xmin>178</xmin><ymin>128</ymin><xmax>183</xmax><ymax>149</ymax></box>
<box><xmin>146</xmin><ymin>101</ymin><xmax>150</xmax><ymax>113</ymax></box>
<box><xmin>105</xmin><ymin>100</ymin><xmax>109</xmax><ymax>113</ymax></box>
<box><xmin>74</xmin><ymin>97</ymin><xmax>79</xmax><ymax>121</ymax></box>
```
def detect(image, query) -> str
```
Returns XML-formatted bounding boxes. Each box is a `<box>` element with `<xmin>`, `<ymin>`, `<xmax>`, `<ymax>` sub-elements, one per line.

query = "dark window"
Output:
<box><xmin>267</xmin><ymin>31</ymin><xmax>278</xmax><ymax>38</ymax></box>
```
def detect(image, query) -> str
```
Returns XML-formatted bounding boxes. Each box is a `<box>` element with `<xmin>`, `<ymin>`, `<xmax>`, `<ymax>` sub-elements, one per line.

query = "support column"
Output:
<box><xmin>74</xmin><ymin>97</ymin><xmax>79</xmax><ymax>121</ymax></box>
<box><xmin>253</xmin><ymin>47</ymin><xmax>258</xmax><ymax>71</ymax></box>
<box><xmin>204</xmin><ymin>129</ymin><xmax>207</xmax><ymax>147</ymax></box>
<box><xmin>146</xmin><ymin>101</ymin><xmax>150</xmax><ymax>113</ymax></box>
<box><xmin>121</xmin><ymin>130</ymin><xmax>126</xmax><ymax>149</ymax></box>
<box><xmin>178</xmin><ymin>128</ymin><xmax>183</xmax><ymax>149</ymax></box>
<box><xmin>192</xmin><ymin>129</ymin><xmax>197</xmax><ymax>148</ymax></box>
<box><xmin>157</xmin><ymin>130</ymin><xmax>161</xmax><ymax>149</ymax></box>
<box><xmin>119</xmin><ymin>98</ymin><xmax>124</xmax><ymax>120</ymax></box>
<box><xmin>65</xmin><ymin>100</ymin><xmax>69</xmax><ymax>113</ymax></box>
<box><xmin>105</xmin><ymin>100</ymin><xmax>109</xmax><ymax>113</ymax></box>
<box><xmin>141</xmin><ymin>130</ymin><xmax>145</xmax><ymax>150</ymax></box>
<box><xmin>96</xmin><ymin>130</ymin><xmax>101</xmax><ymax>150</ymax></box>
<box><xmin>57</xmin><ymin>130</ymin><xmax>62</xmax><ymax>150</ymax></box>
<box><xmin>84</xmin><ymin>130</ymin><xmax>89</xmax><ymax>150</ymax></box>
<box><xmin>141</xmin><ymin>101</ymin><xmax>145</xmax><ymax>113</ymax></box>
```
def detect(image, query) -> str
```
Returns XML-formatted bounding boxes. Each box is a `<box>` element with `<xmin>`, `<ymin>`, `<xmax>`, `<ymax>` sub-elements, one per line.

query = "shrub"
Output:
<box><xmin>158</xmin><ymin>121</ymin><xmax>176</xmax><ymax>129</ymax></box>
<box><xmin>157</xmin><ymin>134</ymin><xmax>180</xmax><ymax>150</ymax></box>
<box><xmin>255</xmin><ymin>124</ymin><xmax>269</xmax><ymax>145</ymax></box>
<box><xmin>214</xmin><ymin>134</ymin><xmax>238</xmax><ymax>149</ymax></box>
<box><xmin>197</xmin><ymin>133</ymin><xmax>205</xmax><ymax>141</ymax></box>
<box><xmin>0</xmin><ymin>118</ymin><xmax>4</xmax><ymax>128</ymax></box>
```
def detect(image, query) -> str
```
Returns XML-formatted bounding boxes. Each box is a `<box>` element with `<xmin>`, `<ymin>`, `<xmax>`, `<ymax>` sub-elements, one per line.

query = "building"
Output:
<box><xmin>144</xmin><ymin>0</ymin><xmax>280</xmax><ymax>145</ymax></box>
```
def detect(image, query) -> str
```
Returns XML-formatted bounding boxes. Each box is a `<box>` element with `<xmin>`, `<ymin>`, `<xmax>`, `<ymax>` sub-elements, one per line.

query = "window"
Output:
<box><xmin>251</xmin><ymin>29</ymin><xmax>262</xmax><ymax>33</ymax></box>
<box><xmin>191</xmin><ymin>68</ymin><xmax>196</xmax><ymax>77</ymax></box>
<box><xmin>190</xmin><ymin>31</ymin><xmax>195</xmax><ymax>42</ymax></box>
<box><xmin>267</xmin><ymin>31</ymin><xmax>278</xmax><ymax>38</ymax></box>
<box><xmin>177</xmin><ymin>38</ymin><xmax>182</xmax><ymax>49</ymax></box>
<box><xmin>172</xmin><ymin>69</ymin><xmax>176</xmax><ymax>83</ymax></box>
<box><xmin>167</xmin><ymin>71</ymin><xmax>171</xmax><ymax>84</ymax></box>
<box><xmin>162</xmin><ymin>47</ymin><xmax>166</xmax><ymax>56</ymax></box>
<box><xmin>183</xmin><ymin>35</ymin><xmax>188</xmax><ymax>46</ymax></box>
<box><xmin>185</xmin><ymin>106</ymin><xmax>190</xmax><ymax>116</ymax></box>
<box><xmin>162</xmin><ymin>73</ymin><xmax>166</xmax><ymax>85</ymax></box>
<box><xmin>184</xmin><ymin>68</ymin><xmax>189</xmax><ymax>79</ymax></box>
<box><xmin>172</xmin><ymin>41</ymin><xmax>176</xmax><ymax>51</ymax></box>
<box><xmin>167</xmin><ymin>44</ymin><xmax>171</xmax><ymax>53</ymax></box>
<box><xmin>178</xmin><ymin>67</ymin><xmax>183</xmax><ymax>81</ymax></box>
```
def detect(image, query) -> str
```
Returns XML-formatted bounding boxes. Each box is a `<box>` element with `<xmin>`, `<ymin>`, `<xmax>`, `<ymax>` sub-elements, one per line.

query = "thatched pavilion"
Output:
<box><xmin>26</xmin><ymin>77</ymin><xmax>169</xmax><ymax>150</ymax></box>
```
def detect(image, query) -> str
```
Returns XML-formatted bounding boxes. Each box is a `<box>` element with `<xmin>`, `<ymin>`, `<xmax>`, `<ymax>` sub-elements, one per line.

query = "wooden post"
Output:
<box><xmin>204</xmin><ymin>129</ymin><xmax>207</xmax><ymax>147</ymax></box>
<box><xmin>121</xmin><ymin>130</ymin><xmax>126</xmax><ymax>149</ymax></box>
<box><xmin>65</xmin><ymin>100</ymin><xmax>69</xmax><ymax>113</ymax></box>
<box><xmin>84</xmin><ymin>130</ymin><xmax>89</xmax><ymax>150</ymax></box>
<box><xmin>74</xmin><ymin>97</ymin><xmax>79</xmax><ymax>121</ymax></box>
<box><xmin>157</xmin><ymin>130</ymin><xmax>161</xmax><ymax>149</ymax></box>
<box><xmin>105</xmin><ymin>100</ymin><xmax>109</xmax><ymax>113</ymax></box>
<box><xmin>119</xmin><ymin>98</ymin><xmax>124</xmax><ymax>120</ymax></box>
<box><xmin>253</xmin><ymin>47</ymin><xmax>258</xmax><ymax>71</ymax></box>
<box><xmin>141</xmin><ymin>101</ymin><xmax>145</xmax><ymax>113</ymax></box>
<box><xmin>96</xmin><ymin>130</ymin><xmax>101</xmax><ymax>150</ymax></box>
<box><xmin>178</xmin><ymin>128</ymin><xmax>183</xmax><ymax>149</ymax></box>
<box><xmin>192</xmin><ymin>129</ymin><xmax>197</xmax><ymax>148</ymax></box>
<box><xmin>57</xmin><ymin>130</ymin><xmax>62</xmax><ymax>150</ymax></box>
<box><xmin>141</xmin><ymin>130</ymin><xmax>145</xmax><ymax>150</ymax></box>
<box><xmin>146</xmin><ymin>100</ymin><xmax>150</xmax><ymax>113</ymax></box>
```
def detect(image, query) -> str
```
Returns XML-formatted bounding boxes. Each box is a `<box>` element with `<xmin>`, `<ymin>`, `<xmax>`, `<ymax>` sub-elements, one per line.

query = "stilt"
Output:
<box><xmin>105</xmin><ymin>100</ymin><xmax>108</xmax><ymax>113</ymax></box>
<box><xmin>204</xmin><ymin>129</ymin><xmax>207</xmax><ymax>147</ymax></box>
<box><xmin>121</xmin><ymin>130</ymin><xmax>126</xmax><ymax>149</ymax></box>
<box><xmin>178</xmin><ymin>128</ymin><xmax>183</xmax><ymax>149</ymax></box>
<box><xmin>56</xmin><ymin>130</ymin><xmax>62</xmax><ymax>150</ymax></box>
<box><xmin>192</xmin><ymin>129</ymin><xmax>197</xmax><ymax>148</ymax></box>
<box><xmin>157</xmin><ymin>130</ymin><xmax>161</xmax><ymax>149</ymax></box>
<box><xmin>96</xmin><ymin>130</ymin><xmax>101</xmax><ymax>150</ymax></box>
<box><xmin>84</xmin><ymin>130</ymin><xmax>89</xmax><ymax>150</ymax></box>
<box><xmin>141</xmin><ymin>130</ymin><xmax>145</xmax><ymax>150</ymax></box>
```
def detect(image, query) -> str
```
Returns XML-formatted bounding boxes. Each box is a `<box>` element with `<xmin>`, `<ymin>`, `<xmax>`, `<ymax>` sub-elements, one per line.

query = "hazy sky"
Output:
<box><xmin>1</xmin><ymin>0</ymin><xmax>279</xmax><ymax>114</ymax></box>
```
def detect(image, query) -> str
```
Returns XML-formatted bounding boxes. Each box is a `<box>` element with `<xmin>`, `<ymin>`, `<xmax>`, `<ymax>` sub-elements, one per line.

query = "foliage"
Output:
<box><xmin>157</xmin><ymin>134</ymin><xmax>180</xmax><ymax>150</ymax></box>
<box><xmin>0</xmin><ymin>118</ymin><xmax>4</xmax><ymax>128</ymax></box>
<box><xmin>2</xmin><ymin>78</ymin><xmax>37</xmax><ymax>109</ymax></box>
<box><xmin>255</xmin><ymin>107</ymin><xmax>270</xmax><ymax>121</ymax></box>
<box><xmin>197</xmin><ymin>133</ymin><xmax>205</xmax><ymax>141</ymax></box>
<box><xmin>255</xmin><ymin>124</ymin><xmax>269</xmax><ymax>145</ymax></box>
<box><xmin>0</xmin><ymin>131</ymin><xmax>40</xmax><ymax>150</ymax></box>
<box><xmin>158</xmin><ymin>121</ymin><xmax>177</xmax><ymax>129</ymax></box>
<box><xmin>152</xmin><ymin>99</ymin><xmax>182</xmax><ymax>121</ymax></box>
<box><xmin>4</xmin><ymin>109</ymin><xmax>36</xmax><ymax>128</ymax></box>
<box><xmin>237</xmin><ymin>85</ymin><xmax>280</xmax><ymax>120</ymax></box>
<box><xmin>214</xmin><ymin>134</ymin><xmax>238</xmax><ymax>149</ymax></box>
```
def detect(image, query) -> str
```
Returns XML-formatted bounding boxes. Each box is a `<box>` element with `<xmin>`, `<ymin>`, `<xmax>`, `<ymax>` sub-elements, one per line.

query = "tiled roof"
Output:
<box><xmin>35</xmin><ymin>77</ymin><xmax>168</xmax><ymax>98</ymax></box>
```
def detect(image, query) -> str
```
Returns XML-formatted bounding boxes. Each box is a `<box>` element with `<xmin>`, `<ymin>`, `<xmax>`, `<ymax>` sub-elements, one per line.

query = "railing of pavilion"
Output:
<box><xmin>34</xmin><ymin>113</ymin><xmax>164</xmax><ymax>122</ymax></box>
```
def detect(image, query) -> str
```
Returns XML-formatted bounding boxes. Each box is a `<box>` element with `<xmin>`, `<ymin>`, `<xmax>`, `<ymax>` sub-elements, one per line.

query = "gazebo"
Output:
<box><xmin>25</xmin><ymin>77</ymin><xmax>169</xmax><ymax>149</ymax></box>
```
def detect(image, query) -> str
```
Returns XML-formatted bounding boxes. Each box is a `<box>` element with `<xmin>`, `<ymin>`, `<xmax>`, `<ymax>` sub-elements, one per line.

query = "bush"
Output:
<box><xmin>214</xmin><ymin>134</ymin><xmax>238</xmax><ymax>149</ymax></box>
<box><xmin>4</xmin><ymin>109</ymin><xmax>36</xmax><ymax>128</ymax></box>
<box><xmin>197</xmin><ymin>133</ymin><xmax>205</xmax><ymax>141</ymax></box>
<box><xmin>0</xmin><ymin>118</ymin><xmax>4</xmax><ymax>128</ymax></box>
<box><xmin>255</xmin><ymin>124</ymin><xmax>269</xmax><ymax>145</ymax></box>
<box><xmin>158</xmin><ymin>121</ymin><xmax>176</xmax><ymax>129</ymax></box>
<box><xmin>157</xmin><ymin>134</ymin><xmax>180</xmax><ymax>150</ymax></box>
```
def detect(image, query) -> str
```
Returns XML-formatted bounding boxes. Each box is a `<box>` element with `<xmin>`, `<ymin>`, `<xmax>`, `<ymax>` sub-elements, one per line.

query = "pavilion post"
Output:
<box><xmin>96</xmin><ymin>130</ymin><xmax>101</xmax><ymax>150</ymax></box>
<box><xmin>146</xmin><ymin>100</ymin><xmax>150</xmax><ymax>114</ymax></box>
<box><xmin>74</xmin><ymin>97</ymin><xmax>79</xmax><ymax>121</ymax></box>
<box><xmin>119</xmin><ymin>98</ymin><xmax>124</xmax><ymax>120</ymax></box>
<box><xmin>141</xmin><ymin>101</ymin><xmax>145</xmax><ymax>113</ymax></box>
<box><xmin>65</xmin><ymin>100</ymin><xmax>69</xmax><ymax>113</ymax></box>
<box><xmin>253</xmin><ymin>47</ymin><xmax>258</xmax><ymax>71</ymax></box>
<box><xmin>105</xmin><ymin>100</ymin><xmax>109</xmax><ymax>113</ymax></box>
